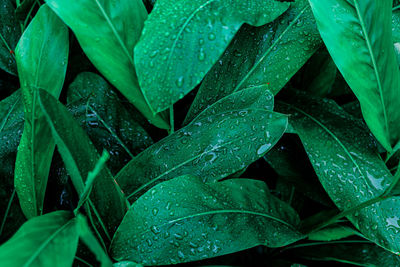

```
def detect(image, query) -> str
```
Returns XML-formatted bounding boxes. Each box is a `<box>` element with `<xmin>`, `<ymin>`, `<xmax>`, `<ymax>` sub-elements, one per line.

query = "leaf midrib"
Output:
<box><xmin>233</xmin><ymin>4</ymin><xmax>309</xmax><ymax>93</ymax></box>
<box><xmin>352</xmin><ymin>0</ymin><xmax>389</xmax><ymax>145</ymax></box>
<box><xmin>23</xmin><ymin>218</ymin><xmax>76</xmax><ymax>266</ymax></box>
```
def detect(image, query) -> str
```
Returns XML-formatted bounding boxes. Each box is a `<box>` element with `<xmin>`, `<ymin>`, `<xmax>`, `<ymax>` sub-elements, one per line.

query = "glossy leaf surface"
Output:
<box><xmin>185</xmin><ymin>0</ymin><xmax>320</xmax><ymax>122</ymax></box>
<box><xmin>111</xmin><ymin>176</ymin><xmax>303</xmax><ymax>265</ymax></box>
<box><xmin>0</xmin><ymin>0</ymin><xmax>20</xmax><ymax>75</ymax></box>
<box><xmin>14</xmin><ymin>4</ymin><xmax>69</xmax><ymax>218</ymax></box>
<box><xmin>38</xmin><ymin>89</ymin><xmax>128</xmax><ymax>239</ymax></box>
<box><xmin>45</xmin><ymin>0</ymin><xmax>169</xmax><ymax>129</ymax></box>
<box><xmin>0</xmin><ymin>211</ymin><xmax>79</xmax><ymax>267</ymax></box>
<box><xmin>308</xmin><ymin>0</ymin><xmax>400</xmax><ymax>152</ymax></box>
<box><xmin>277</xmin><ymin>96</ymin><xmax>400</xmax><ymax>254</ymax></box>
<box><xmin>135</xmin><ymin>0</ymin><xmax>290</xmax><ymax>113</ymax></box>
<box><xmin>116</xmin><ymin>86</ymin><xmax>287</xmax><ymax>200</ymax></box>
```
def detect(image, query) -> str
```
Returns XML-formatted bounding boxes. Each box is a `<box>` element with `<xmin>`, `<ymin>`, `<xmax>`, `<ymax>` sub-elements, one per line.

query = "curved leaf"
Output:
<box><xmin>45</xmin><ymin>0</ymin><xmax>169</xmax><ymax>129</ymax></box>
<box><xmin>277</xmin><ymin>95</ymin><xmax>400</xmax><ymax>254</ymax></box>
<box><xmin>0</xmin><ymin>0</ymin><xmax>21</xmax><ymax>75</ymax></box>
<box><xmin>0</xmin><ymin>211</ymin><xmax>79</xmax><ymax>267</ymax></box>
<box><xmin>14</xmin><ymin>4</ymin><xmax>69</xmax><ymax>218</ymax></box>
<box><xmin>185</xmin><ymin>0</ymin><xmax>321</xmax><ymax>122</ymax></box>
<box><xmin>37</xmin><ymin>89</ymin><xmax>128</xmax><ymax>241</ymax></box>
<box><xmin>134</xmin><ymin>0</ymin><xmax>290</xmax><ymax>113</ymax></box>
<box><xmin>110</xmin><ymin>176</ymin><xmax>303</xmax><ymax>265</ymax></box>
<box><xmin>308</xmin><ymin>0</ymin><xmax>400</xmax><ymax>152</ymax></box>
<box><xmin>116</xmin><ymin>86</ymin><xmax>287</xmax><ymax>200</ymax></box>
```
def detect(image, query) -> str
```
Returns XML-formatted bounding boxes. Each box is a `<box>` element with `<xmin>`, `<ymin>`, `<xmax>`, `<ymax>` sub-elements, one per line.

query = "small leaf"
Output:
<box><xmin>14</xmin><ymin>4</ymin><xmax>69</xmax><ymax>218</ymax></box>
<box><xmin>45</xmin><ymin>0</ymin><xmax>169</xmax><ymax>129</ymax></box>
<box><xmin>277</xmin><ymin>95</ymin><xmax>400</xmax><ymax>254</ymax></box>
<box><xmin>308</xmin><ymin>225</ymin><xmax>357</xmax><ymax>241</ymax></box>
<box><xmin>0</xmin><ymin>211</ymin><xmax>79</xmax><ymax>267</ymax></box>
<box><xmin>37</xmin><ymin>89</ymin><xmax>128</xmax><ymax>241</ymax></box>
<box><xmin>116</xmin><ymin>86</ymin><xmax>287</xmax><ymax>200</ymax></box>
<box><xmin>308</xmin><ymin>0</ymin><xmax>400</xmax><ymax>152</ymax></box>
<box><xmin>0</xmin><ymin>0</ymin><xmax>21</xmax><ymax>75</ymax></box>
<box><xmin>134</xmin><ymin>0</ymin><xmax>290</xmax><ymax>113</ymax></box>
<box><xmin>110</xmin><ymin>176</ymin><xmax>303</xmax><ymax>265</ymax></box>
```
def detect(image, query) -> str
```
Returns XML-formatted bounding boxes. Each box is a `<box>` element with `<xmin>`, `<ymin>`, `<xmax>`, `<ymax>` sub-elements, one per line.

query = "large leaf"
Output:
<box><xmin>0</xmin><ymin>211</ymin><xmax>79</xmax><ymax>267</ymax></box>
<box><xmin>110</xmin><ymin>175</ymin><xmax>303</xmax><ymax>265</ymax></box>
<box><xmin>67</xmin><ymin>72</ymin><xmax>153</xmax><ymax>174</ymax></box>
<box><xmin>308</xmin><ymin>0</ymin><xmax>400</xmax><ymax>152</ymax></box>
<box><xmin>134</xmin><ymin>0</ymin><xmax>290</xmax><ymax>113</ymax></box>
<box><xmin>185</xmin><ymin>0</ymin><xmax>321</xmax><ymax>122</ymax></box>
<box><xmin>14</xmin><ymin>4</ymin><xmax>69</xmax><ymax>218</ymax></box>
<box><xmin>277</xmin><ymin>95</ymin><xmax>400</xmax><ymax>254</ymax></box>
<box><xmin>0</xmin><ymin>90</ymin><xmax>25</xmax><ymax>242</ymax></box>
<box><xmin>116</xmin><ymin>86</ymin><xmax>288</xmax><ymax>200</ymax></box>
<box><xmin>45</xmin><ymin>0</ymin><xmax>169</xmax><ymax>129</ymax></box>
<box><xmin>37</xmin><ymin>89</ymin><xmax>128</xmax><ymax>241</ymax></box>
<box><xmin>0</xmin><ymin>0</ymin><xmax>21</xmax><ymax>75</ymax></box>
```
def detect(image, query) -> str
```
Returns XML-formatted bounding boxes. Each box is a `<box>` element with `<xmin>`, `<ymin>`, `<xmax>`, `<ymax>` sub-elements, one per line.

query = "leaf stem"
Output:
<box><xmin>169</xmin><ymin>105</ymin><xmax>174</xmax><ymax>134</ymax></box>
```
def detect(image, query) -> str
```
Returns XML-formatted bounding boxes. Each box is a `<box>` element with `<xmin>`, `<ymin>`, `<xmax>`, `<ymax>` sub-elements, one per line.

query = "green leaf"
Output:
<box><xmin>110</xmin><ymin>176</ymin><xmax>303</xmax><ymax>265</ymax></box>
<box><xmin>14</xmin><ymin>4</ymin><xmax>69</xmax><ymax>218</ymax></box>
<box><xmin>308</xmin><ymin>0</ymin><xmax>400</xmax><ymax>152</ymax></box>
<box><xmin>77</xmin><ymin>215</ymin><xmax>113</xmax><ymax>267</ymax></box>
<box><xmin>307</xmin><ymin>225</ymin><xmax>357</xmax><ymax>241</ymax></box>
<box><xmin>277</xmin><ymin>95</ymin><xmax>400</xmax><ymax>254</ymax></box>
<box><xmin>0</xmin><ymin>90</ymin><xmax>25</xmax><ymax>243</ymax></box>
<box><xmin>184</xmin><ymin>0</ymin><xmax>321</xmax><ymax>123</ymax></box>
<box><xmin>134</xmin><ymin>0</ymin><xmax>290</xmax><ymax>113</ymax></box>
<box><xmin>66</xmin><ymin>72</ymin><xmax>154</xmax><ymax>174</ymax></box>
<box><xmin>0</xmin><ymin>0</ymin><xmax>21</xmax><ymax>75</ymax></box>
<box><xmin>0</xmin><ymin>211</ymin><xmax>79</xmax><ymax>267</ymax></box>
<box><xmin>37</xmin><ymin>89</ymin><xmax>128</xmax><ymax>242</ymax></box>
<box><xmin>45</xmin><ymin>0</ymin><xmax>169</xmax><ymax>129</ymax></box>
<box><xmin>113</xmin><ymin>261</ymin><xmax>143</xmax><ymax>267</ymax></box>
<box><xmin>290</xmin><ymin>242</ymin><xmax>400</xmax><ymax>266</ymax></box>
<box><xmin>116</xmin><ymin>86</ymin><xmax>288</xmax><ymax>200</ymax></box>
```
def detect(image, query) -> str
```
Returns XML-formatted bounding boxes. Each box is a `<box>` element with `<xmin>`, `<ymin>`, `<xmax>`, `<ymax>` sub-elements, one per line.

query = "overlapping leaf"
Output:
<box><xmin>45</xmin><ymin>0</ymin><xmax>169</xmax><ymax>129</ymax></box>
<box><xmin>110</xmin><ymin>176</ymin><xmax>303</xmax><ymax>265</ymax></box>
<box><xmin>308</xmin><ymin>0</ymin><xmax>400</xmax><ymax>152</ymax></box>
<box><xmin>14</xmin><ymin>5</ymin><xmax>69</xmax><ymax>218</ymax></box>
<box><xmin>116</xmin><ymin>86</ymin><xmax>287</xmax><ymax>200</ymax></box>
<box><xmin>185</xmin><ymin>0</ymin><xmax>320</xmax><ymax>122</ymax></box>
<box><xmin>134</xmin><ymin>0</ymin><xmax>290</xmax><ymax>113</ymax></box>
<box><xmin>277</xmin><ymin>95</ymin><xmax>400</xmax><ymax>254</ymax></box>
<box><xmin>0</xmin><ymin>211</ymin><xmax>79</xmax><ymax>267</ymax></box>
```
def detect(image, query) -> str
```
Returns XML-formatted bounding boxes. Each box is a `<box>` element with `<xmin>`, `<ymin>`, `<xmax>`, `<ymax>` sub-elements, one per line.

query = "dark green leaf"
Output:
<box><xmin>37</xmin><ymin>89</ymin><xmax>128</xmax><ymax>241</ymax></box>
<box><xmin>135</xmin><ymin>0</ymin><xmax>290</xmax><ymax>113</ymax></box>
<box><xmin>308</xmin><ymin>0</ymin><xmax>400</xmax><ymax>152</ymax></box>
<box><xmin>0</xmin><ymin>0</ymin><xmax>20</xmax><ymax>75</ymax></box>
<box><xmin>67</xmin><ymin>72</ymin><xmax>153</xmax><ymax>174</ymax></box>
<box><xmin>307</xmin><ymin>225</ymin><xmax>357</xmax><ymax>242</ymax></box>
<box><xmin>45</xmin><ymin>0</ymin><xmax>169</xmax><ymax>129</ymax></box>
<box><xmin>116</xmin><ymin>86</ymin><xmax>287</xmax><ymax>200</ymax></box>
<box><xmin>185</xmin><ymin>0</ymin><xmax>321</xmax><ymax>123</ymax></box>
<box><xmin>14</xmin><ymin>4</ymin><xmax>69</xmax><ymax>218</ymax></box>
<box><xmin>110</xmin><ymin>176</ymin><xmax>303</xmax><ymax>265</ymax></box>
<box><xmin>0</xmin><ymin>211</ymin><xmax>79</xmax><ymax>267</ymax></box>
<box><xmin>277</xmin><ymin>95</ymin><xmax>400</xmax><ymax>254</ymax></box>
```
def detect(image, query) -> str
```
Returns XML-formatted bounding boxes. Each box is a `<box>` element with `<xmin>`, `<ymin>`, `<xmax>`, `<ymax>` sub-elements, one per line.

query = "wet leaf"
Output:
<box><xmin>45</xmin><ymin>0</ymin><xmax>169</xmax><ymax>129</ymax></box>
<box><xmin>185</xmin><ymin>0</ymin><xmax>321</xmax><ymax>123</ymax></box>
<box><xmin>110</xmin><ymin>175</ymin><xmax>303</xmax><ymax>265</ymax></box>
<box><xmin>37</xmin><ymin>89</ymin><xmax>128</xmax><ymax>242</ymax></box>
<box><xmin>0</xmin><ymin>211</ymin><xmax>79</xmax><ymax>267</ymax></box>
<box><xmin>116</xmin><ymin>86</ymin><xmax>287</xmax><ymax>200</ymax></box>
<box><xmin>134</xmin><ymin>0</ymin><xmax>290</xmax><ymax>113</ymax></box>
<box><xmin>309</xmin><ymin>0</ymin><xmax>400</xmax><ymax>152</ymax></box>
<box><xmin>14</xmin><ymin>4</ymin><xmax>69</xmax><ymax>218</ymax></box>
<box><xmin>277</xmin><ymin>95</ymin><xmax>400</xmax><ymax>254</ymax></box>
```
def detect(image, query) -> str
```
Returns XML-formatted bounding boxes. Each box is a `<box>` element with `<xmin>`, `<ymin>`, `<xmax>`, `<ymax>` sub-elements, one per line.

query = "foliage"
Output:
<box><xmin>1</xmin><ymin>0</ymin><xmax>400</xmax><ymax>266</ymax></box>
